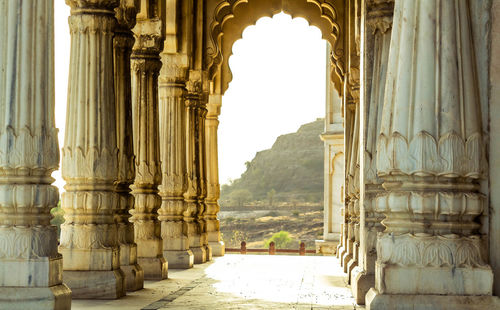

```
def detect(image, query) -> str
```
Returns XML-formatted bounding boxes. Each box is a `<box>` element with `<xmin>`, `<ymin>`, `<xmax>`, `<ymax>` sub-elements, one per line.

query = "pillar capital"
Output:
<box><xmin>133</xmin><ymin>18</ymin><xmax>163</xmax><ymax>56</ymax></box>
<box><xmin>65</xmin><ymin>0</ymin><xmax>119</xmax><ymax>12</ymax></box>
<box><xmin>366</xmin><ymin>0</ymin><xmax>394</xmax><ymax>34</ymax></box>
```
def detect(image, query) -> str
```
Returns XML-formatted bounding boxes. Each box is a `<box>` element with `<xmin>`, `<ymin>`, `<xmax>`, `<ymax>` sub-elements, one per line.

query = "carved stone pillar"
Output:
<box><xmin>60</xmin><ymin>0</ymin><xmax>125</xmax><ymax>299</ymax></box>
<box><xmin>351</xmin><ymin>0</ymin><xmax>393</xmax><ymax>304</ymax></box>
<box><xmin>158</xmin><ymin>54</ymin><xmax>194</xmax><ymax>269</ymax></box>
<box><xmin>185</xmin><ymin>74</ymin><xmax>207</xmax><ymax>264</ymax></box>
<box><xmin>366</xmin><ymin>1</ymin><xmax>499</xmax><ymax>308</ymax></box>
<box><xmin>205</xmin><ymin>94</ymin><xmax>225</xmax><ymax>257</ymax></box>
<box><xmin>195</xmin><ymin>79</ymin><xmax>212</xmax><ymax>262</ymax></box>
<box><xmin>342</xmin><ymin>69</ymin><xmax>361</xmax><ymax>280</ymax></box>
<box><xmin>114</xmin><ymin>0</ymin><xmax>144</xmax><ymax>292</ymax></box>
<box><xmin>345</xmin><ymin>102</ymin><xmax>360</xmax><ymax>282</ymax></box>
<box><xmin>130</xmin><ymin>18</ymin><xmax>168</xmax><ymax>280</ymax></box>
<box><xmin>0</xmin><ymin>1</ymin><xmax>72</xmax><ymax>308</ymax></box>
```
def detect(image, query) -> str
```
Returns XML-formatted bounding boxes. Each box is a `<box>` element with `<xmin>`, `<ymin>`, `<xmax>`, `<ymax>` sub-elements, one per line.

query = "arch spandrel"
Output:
<box><xmin>206</xmin><ymin>0</ymin><xmax>346</xmax><ymax>96</ymax></box>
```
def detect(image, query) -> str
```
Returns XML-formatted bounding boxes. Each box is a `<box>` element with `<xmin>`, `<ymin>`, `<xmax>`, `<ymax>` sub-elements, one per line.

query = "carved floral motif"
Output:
<box><xmin>377</xmin><ymin>233</ymin><xmax>488</xmax><ymax>268</ymax></box>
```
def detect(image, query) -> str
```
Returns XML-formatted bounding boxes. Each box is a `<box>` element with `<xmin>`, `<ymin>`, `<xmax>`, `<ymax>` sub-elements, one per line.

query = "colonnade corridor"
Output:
<box><xmin>2</xmin><ymin>0</ymin><xmax>500</xmax><ymax>309</ymax></box>
<box><xmin>72</xmin><ymin>255</ymin><xmax>359</xmax><ymax>310</ymax></box>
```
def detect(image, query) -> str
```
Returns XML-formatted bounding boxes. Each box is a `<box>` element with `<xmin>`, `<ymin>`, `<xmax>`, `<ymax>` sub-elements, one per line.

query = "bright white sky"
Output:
<box><xmin>52</xmin><ymin>6</ymin><xmax>326</xmax><ymax>190</ymax></box>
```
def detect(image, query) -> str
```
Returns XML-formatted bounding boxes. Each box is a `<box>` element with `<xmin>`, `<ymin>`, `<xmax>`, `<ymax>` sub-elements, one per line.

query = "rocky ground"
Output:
<box><xmin>219</xmin><ymin>206</ymin><xmax>323</xmax><ymax>250</ymax></box>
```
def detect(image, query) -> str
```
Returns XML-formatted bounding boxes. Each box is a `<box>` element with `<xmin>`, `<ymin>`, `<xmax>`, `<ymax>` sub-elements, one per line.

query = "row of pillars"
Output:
<box><xmin>337</xmin><ymin>0</ymin><xmax>498</xmax><ymax>309</ymax></box>
<box><xmin>0</xmin><ymin>0</ymin><xmax>224</xmax><ymax>308</ymax></box>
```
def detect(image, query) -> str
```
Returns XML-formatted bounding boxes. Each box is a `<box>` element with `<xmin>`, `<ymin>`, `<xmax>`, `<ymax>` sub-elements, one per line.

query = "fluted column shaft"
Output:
<box><xmin>114</xmin><ymin>0</ymin><xmax>144</xmax><ymax>292</ymax></box>
<box><xmin>0</xmin><ymin>0</ymin><xmax>72</xmax><ymax>308</ymax></box>
<box><xmin>158</xmin><ymin>54</ymin><xmax>194</xmax><ymax>269</ymax></box>
<box><xmin>367</xmin><ymin>1</ymin><xmax>497</xmax><ymax>308</ymax></box>
<box><xmin>60</xmin><ymin>0</ymin><xmax>125</xmax><ymax>299</ymax></box>
<box><xmin>205</xmin><ymin>95</ymin><xmax>225</xmax><ymax>256</ymax></box>
<box><xmin>131</xmin><ymin>18</ymin><xmax>168</xmax><ymax>280</ymax></box>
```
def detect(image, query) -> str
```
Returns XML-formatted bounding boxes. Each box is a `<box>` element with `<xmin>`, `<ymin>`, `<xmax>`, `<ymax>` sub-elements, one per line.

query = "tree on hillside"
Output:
<box><xmin>230</xmin><ymin>189</ymin><xmax>253</xmax><ymax>207</ymax></box>
<box><xmin>267</xmin><ymin>189</ymin><xmax>276</xmax><ymax>206</ymax></box>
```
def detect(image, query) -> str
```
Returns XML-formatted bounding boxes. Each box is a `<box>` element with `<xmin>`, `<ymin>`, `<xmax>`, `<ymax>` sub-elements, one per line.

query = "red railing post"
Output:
<box><xmin>299</xmin><ymin>242</ymin><xmax>306</xmax><ymax>256</ymax></box>
<box><xmin>240</xmin><ymin>241</ymin><xmax>247</xmax><ymax>254</ymax></box>
<box><xmin>269</xmin><ymin>241</ymin><xmax>276</xmax><ymax>255</ymax></box>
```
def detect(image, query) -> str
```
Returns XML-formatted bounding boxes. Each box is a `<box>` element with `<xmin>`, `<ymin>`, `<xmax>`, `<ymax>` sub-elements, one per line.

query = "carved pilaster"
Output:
<box><xmin>130</xmin><ymin>17</ymin><xmax>168</xmax><ymax>280</ymax></box>
<box><xmin>350</xmin><ymin>0</ymin><xmax>393</xmax><ymax>305</ymax></box>
<box><xmin>205</xmin><ymin>95</ymin><xmax>225</xmax><ymax>256</ymax></box>
<box><xmin>158</xmin><ymin>53</ymin><xmax>194</xmax><ymax>269</ymax></box>
<box><xmin>60</xmin><ymin>0</ymin><xmax>125</xmax><ymax>299</ymax></box>
<box><xmin>367</xmin><ymin>1</ymin><xmax>497</xmax><ymax>308</ymax></box>
<box><xmin>114</xmin><ymin>0</ymin><xmax>144</xmax><ymax>292</ymax></box>
<box><xmin>0</xmin><ymin>1</ymin><xmax>72</xmax><ymax>308</ymax></box>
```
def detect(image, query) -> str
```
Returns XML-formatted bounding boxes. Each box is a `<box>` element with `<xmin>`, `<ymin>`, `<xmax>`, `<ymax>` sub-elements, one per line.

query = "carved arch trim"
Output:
<box><xmin>206</xmin><ymin>0</ymin><xmax>346</xmax><ymax>95</ymax></box>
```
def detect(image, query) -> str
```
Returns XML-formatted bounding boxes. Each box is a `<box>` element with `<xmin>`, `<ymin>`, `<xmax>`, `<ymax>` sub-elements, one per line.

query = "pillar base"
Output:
<box><xmin>346</xmin><ymin>257</ymin><xmax>358</xmax><ymax>284</ymax></box>
<box><xmin>138</xmin><ymin>257</ymin><xmax>168</xmax><ymax>280</ymax></box>
<box><xmin>191</xmin><ymin>246</ymin><xmax>207</xmax><ymax>264</ymax></box>
<box><xmin>164</xmin><ymin>250</ymin><xmax>194</xmax><ymax>269</ymax></box>
<box><xmin>209</xmin><ymin>241</ymin><xmax>225</xmax><ymax>257</ymax></box>
<box><xmin>0</xmin><ymin>284</ymin><xmax>72</xmax><ymax>310</ymax></box>
<box><xmin>351</xmin><ymin>267</ymin><xmax>374</xmax><ymax>305</ymax></box>
<box><xmin>315</xmin><ymin>240</ymin><xmax>338</xmax><ymax>255</ymax></box>
<box><xmin>366</xmin><ymin>288</ymin><xmax>500</xmax><ymax>310</ymax></box>
<box><xmin>63</xmin><ymin>269</ymin><xmax>125</xmax><ymax>299</ymax></box>
<box><xmin>341</xmin><ymin>253</ymin><xmax>352</xmax><ymax>273</ymax></box>
<box><xmin>204</xmin><ymin>245</ymin><xmax>213</xmax><ymax>262</ymax></box>
<box><xmin>121</xmin><ymin>263</ymin><xmax>144</xmax><ymax>292</ymax></box>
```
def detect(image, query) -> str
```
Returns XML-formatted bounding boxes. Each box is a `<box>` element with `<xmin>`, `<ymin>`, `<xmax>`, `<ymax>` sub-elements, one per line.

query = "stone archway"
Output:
<box><xmin>205</xmin><ymin>0</ymin><xmax>347</xmax><ymax>96</ymax></box>
<box><xmin>202</xmin><ymin>0</ymin><xmax>354</xmax><ymax>257</ymax></box>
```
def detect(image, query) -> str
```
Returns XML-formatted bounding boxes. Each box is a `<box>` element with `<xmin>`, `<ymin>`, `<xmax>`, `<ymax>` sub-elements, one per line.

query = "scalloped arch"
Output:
<box><xmin>207</xmin><ymin>0</ymin><xmax>346</xmax><ymax>95</ymax></box>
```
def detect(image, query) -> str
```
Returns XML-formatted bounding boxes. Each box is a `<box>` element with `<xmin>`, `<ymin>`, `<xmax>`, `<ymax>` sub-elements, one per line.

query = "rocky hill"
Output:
<box><xmin>220</xmin><ymin>118</ymin><xmax>324</xmax><ymax>204</ymax></box>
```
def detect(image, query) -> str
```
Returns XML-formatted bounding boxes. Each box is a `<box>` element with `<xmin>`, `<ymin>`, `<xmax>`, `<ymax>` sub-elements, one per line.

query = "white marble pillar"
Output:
<box><xmin>114</xmin><ymin>0</ymin><xmax>144</xmax><ymax>292</ymax></box>
<box><xmin>60</xmin><ymin>0</ymin><xmax>125</xmax><ymax>299</ymax></box>
<box><xmin>158</xmin><ymin>54</ymin><xmax>194</xmax><ymax>269</ymax></box>
<box><xmin>366</xmin><ymin>0</ymin><xmax>498</xmax><ymax>308</ymax></box>
<box><xmin>351</xmin><ymin>0</ymin><xmax>393</xmax><ymax>304</ymax></box>
<box><xmin>0</xmin><ymin>1</ymin><xmax>72</xmax><ymax>308</ymax></box>
<box><xmin>130</xmin><ymin>18</ymin><xmax>169</xmax><ymax>280</ymax></box>
<box><xmin>205</xmin><ymin>95</ymin><xmax>225</xmax><ymax>256</ymax></box>
<box><xmin>185</xmin><ymin>75</ymin><xmax>207</xmax><ymax>264</ymax></box>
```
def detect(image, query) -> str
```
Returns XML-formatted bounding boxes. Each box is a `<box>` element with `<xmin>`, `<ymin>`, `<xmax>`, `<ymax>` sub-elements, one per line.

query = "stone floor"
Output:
<box><xmin>73</xmin><ymin>255</ymin><xmax>362</xmax><ymax>309</ymax></box>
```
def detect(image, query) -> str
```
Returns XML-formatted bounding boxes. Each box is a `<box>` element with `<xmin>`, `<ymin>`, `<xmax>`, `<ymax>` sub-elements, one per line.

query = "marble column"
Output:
<box><xmin>158</xmin><ymin>54</ymin><xmax>194</xmax><ymax>269</ymax></box>
<box><xmin>114</xmin><ymin>0</ymin><xmax>144</xmax><ymax>292</ymax></box>
<box><xmin>130</xmin><ymin>18</ymin><xmax>168</xmax><ymax>280</ymax></box>
<box><xmin>185</xmin><ymin>75</ymin><xmax>207</xmax><ymax>264</ymax></box>
<box><xmin>60</xmin><ymin>0</ymin><xmax>125</xmax><ymax>299</ymax></box>
<box><xmin>345</xmin><ymin>102</ymin><xmax>360</xmax><ymax>282</ymax></box>
<box><xmin>366</xmin><ymin>0</ymin><xmax>498</xmax><ymax>309</ymax></box>
<box><xmin>195</xmin><ymin>82</ymin><xmax>212</xmax><ymax>262</ymax></box>
<box><xmin>351</xmin><ymin>0</ymin><xmax>393</xmax><ymax>304</ymax></box>
<box><xmin>0</xmin><ymin>1</ymin><xmax>72</xmax><ymax>308</ymax></box>
<box><xmin>205</xmin><ymin>94</ymin><xmax>225</xmax><ymax>256</ymax></box>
